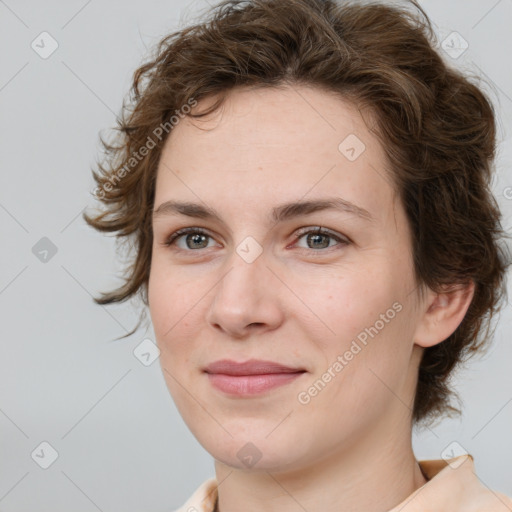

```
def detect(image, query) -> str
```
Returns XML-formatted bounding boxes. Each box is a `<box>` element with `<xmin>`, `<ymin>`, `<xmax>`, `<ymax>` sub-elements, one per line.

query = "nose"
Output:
<box><xmin>205</xmin><ymin>249</ymin><xmax>285</xmax><ymax>339</ymax></box>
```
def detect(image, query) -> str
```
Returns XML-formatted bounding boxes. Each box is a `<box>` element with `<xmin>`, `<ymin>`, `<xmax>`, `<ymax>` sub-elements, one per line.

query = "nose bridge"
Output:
<box><xmin>206</xmin><ymin>241</ymin><xmax>283</xmax><ymax>335</ymax></box>
<box><xmin>216</xmin><ymin>242</ymin><xmax>269</xmax><ymax>309</ymax></box>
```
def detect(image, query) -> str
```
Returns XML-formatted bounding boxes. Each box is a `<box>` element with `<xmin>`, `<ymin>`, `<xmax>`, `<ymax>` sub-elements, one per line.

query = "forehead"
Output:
<box><xmin>154</xmin><ymin>85</ymin><xmax>397</xmax><ymax>226</ymax></box>
<box><xmin>166</xmin><ymin>85</ymin><xmax>377</xmax><ymax>160</ymax></box>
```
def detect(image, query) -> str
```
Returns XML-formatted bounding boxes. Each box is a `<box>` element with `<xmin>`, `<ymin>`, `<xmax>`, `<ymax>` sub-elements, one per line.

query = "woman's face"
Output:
<box><xmin>148</xmin><ymin>85</ymin><xmax>425</xmax><ymax>471</ymax></box>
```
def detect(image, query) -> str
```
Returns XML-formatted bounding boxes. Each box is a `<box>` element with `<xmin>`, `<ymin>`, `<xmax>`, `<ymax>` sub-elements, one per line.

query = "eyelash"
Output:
<box><xmin>161</xmin><ymin>226</ymin><xmax>350</xmax><ymax>254</ymax></box>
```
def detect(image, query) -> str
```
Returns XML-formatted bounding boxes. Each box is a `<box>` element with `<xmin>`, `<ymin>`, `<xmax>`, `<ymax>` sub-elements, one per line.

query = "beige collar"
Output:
<box><xmin>389</xmin><ymin>454</ymin><xmax>512</xmax><ymax>512</ymax></box>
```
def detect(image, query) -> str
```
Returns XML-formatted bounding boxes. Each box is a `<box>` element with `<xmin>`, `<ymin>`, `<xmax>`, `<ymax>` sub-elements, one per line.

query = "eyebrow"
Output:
<box><xmin>152</xmin><ymin>197</ymin><xmax>374</xmax><ymax>224</ymax></box>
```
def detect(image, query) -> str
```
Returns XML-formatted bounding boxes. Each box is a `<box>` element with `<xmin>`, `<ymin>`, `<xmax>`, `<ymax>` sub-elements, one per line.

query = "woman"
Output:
<box><xmin>84</xmin><ymin>0</ymin><xmax>512</xmax><ymax>510</ymax></box>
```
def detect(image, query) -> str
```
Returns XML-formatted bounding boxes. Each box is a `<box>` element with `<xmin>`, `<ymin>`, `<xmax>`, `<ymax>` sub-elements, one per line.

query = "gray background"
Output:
<box><xmin>1</xmin><ymin>0</ymin><xmax>511</xmax><ymax>510</ymax></box>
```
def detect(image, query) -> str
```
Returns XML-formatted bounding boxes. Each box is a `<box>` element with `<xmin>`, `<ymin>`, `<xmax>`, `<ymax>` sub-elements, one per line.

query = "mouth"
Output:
<box><xmin>203</xmin><ymin>359</ymin><xmax>307</xmax><ymax>396</ymax></box>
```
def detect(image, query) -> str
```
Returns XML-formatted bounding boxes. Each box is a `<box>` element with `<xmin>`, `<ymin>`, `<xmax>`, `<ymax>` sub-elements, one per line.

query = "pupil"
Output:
<box><xmin>188</xmin><ymin>233</ymin><xmax>207</xmax><ymax>249</ymax></box>
<box><xmin>309</xmin><ymin>233</ymin><xmax>329</xmax><ymax>249</ymax></box>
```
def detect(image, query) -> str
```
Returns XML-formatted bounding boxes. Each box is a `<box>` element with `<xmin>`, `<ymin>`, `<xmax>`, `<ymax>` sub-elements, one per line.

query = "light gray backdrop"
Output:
<box><xmin>1</xmin><ymin>0</ymin><xmax>511</xmax><ymax>510</ymax></box>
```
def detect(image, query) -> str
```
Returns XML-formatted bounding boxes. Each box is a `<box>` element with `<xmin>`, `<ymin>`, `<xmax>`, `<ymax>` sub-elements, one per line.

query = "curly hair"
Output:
<box><xmin>83</xmin><ymin>0</ymin><xmax>510</xmax><ymax>427</ymax></box>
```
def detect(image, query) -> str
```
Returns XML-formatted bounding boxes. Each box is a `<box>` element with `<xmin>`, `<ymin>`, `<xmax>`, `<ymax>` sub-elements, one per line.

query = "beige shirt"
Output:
<box><xmin>173</xmin><ymin>454</ymin><xmax>512</xmax><ymax>512</ymax></box>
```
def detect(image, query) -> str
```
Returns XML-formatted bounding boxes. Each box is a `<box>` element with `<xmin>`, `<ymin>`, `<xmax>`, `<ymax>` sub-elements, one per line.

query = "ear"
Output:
<box><xmin>413</xmin><ymin>281</ymin><xmax>475</xmax><ymax>348</ymax></box>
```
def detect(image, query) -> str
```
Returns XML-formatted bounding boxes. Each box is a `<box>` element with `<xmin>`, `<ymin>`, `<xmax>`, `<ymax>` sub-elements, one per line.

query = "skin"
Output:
<box><xmin>148</xmin><ymin>84</ymin><xmax>474</xmax><ymax>512</ymax></box>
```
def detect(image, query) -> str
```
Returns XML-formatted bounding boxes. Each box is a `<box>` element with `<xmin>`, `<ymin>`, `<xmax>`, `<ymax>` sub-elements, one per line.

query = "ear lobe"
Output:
<box><xmin>413</xmin><ymin>281</ymin><xmax>475</xmax><ymax>348</ymax></box>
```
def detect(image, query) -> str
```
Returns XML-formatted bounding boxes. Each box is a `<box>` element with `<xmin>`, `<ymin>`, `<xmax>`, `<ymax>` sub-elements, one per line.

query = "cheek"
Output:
<box><xmin>147</xmin><ymin>262</ymin><xmax>170</xmax><ymax>335</ymax></box>
<box><xmin>147</xmin><ymin>257</ymin><xmax>188</xmax><ymax>344</ymax></box>
<box><xmin>148</xmin><ymin>257</ymin><xmax>212</xmax><ymax>373</ymax></box>
<box><xmin>296</xmin><ymin>263</ymin><xmax>412</xmax><ymax>394</ymax></box>
<box><xmin>292</xmin><ymin>263</ymin><xmax>397</xmax><ymax>346</ymax></box>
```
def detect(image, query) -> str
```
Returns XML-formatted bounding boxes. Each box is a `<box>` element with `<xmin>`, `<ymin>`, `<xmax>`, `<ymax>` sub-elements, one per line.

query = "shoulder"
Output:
<box><xmin>390</xmin><ymin>454</ymin><xmax>512</xmax><ymax>512</ymax></box>
<box><xmin>460</xmin><ymin>488</ymin><xmax>512</xmax><ymax>512</ymax></box>
<box><xmin>172</xmin><ymin>477</ymin><xmax>218</xmax><ymax>512</ymax></box>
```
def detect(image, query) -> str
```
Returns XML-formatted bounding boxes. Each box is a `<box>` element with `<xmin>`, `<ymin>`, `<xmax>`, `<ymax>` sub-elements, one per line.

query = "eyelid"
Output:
<box><xmin>292</xmin><ymin>226</ymin><xmax>351</xmax><ymax>246</ymax></box>
<box><xmin>162</xmin><ymin>227</ymin><xmax>216</xmax><ymax>247</ymax></box>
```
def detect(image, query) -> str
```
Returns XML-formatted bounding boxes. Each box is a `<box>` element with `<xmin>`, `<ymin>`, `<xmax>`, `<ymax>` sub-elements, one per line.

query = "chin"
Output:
<box><xmin>212</xmin><ymin>447</ymin><xmax>302</xmax><ymax>473</ymax></box>
<box><xmin>190</xmin><ymin>423</ymin><xmax>313</xmax><ymax>473</ymax></box>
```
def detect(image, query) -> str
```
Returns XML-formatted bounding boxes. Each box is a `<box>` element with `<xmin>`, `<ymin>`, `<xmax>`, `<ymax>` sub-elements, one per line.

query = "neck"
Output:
<box><xmin>213</xmin><ymin>409</ymin><xmax>428</xmax><ymax>512</ymax></box>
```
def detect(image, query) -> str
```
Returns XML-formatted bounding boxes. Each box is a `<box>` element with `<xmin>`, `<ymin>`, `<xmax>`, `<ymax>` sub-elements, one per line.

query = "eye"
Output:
<box><xmin>292</xmin><ymin>226</ymin><xmax>349</xmax><ymax>252</ymax></box>
<box><xmin>162</xmin><ymin>227</ymin><xmax>217</xmax><ymax>251</ymax></box>
<box><xmin>160</xmin><ymin>226</ymin><xmax>350</xmax><ymax>253</ymax></box>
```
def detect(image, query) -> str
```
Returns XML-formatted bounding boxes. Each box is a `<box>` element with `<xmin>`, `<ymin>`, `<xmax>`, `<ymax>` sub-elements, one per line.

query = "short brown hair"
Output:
<box><xmin>83</xmin><ymin>0</ymin><xmax>510</xmax><ymax>426</ymax></box>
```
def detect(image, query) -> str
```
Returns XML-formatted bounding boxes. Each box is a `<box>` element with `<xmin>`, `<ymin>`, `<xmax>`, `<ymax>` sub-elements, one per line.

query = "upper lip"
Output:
<box><xmin>204</xmin><ymin>359</ymin><xmax>306</xmax><ymax>376</ymax></box>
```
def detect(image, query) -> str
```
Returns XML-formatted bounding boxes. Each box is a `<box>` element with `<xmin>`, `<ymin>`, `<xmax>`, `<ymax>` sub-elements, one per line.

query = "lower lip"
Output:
<box><xmin>206</xmin><ymin>372</ymin><xmax>305</xmax><ymax>395</ymax></box>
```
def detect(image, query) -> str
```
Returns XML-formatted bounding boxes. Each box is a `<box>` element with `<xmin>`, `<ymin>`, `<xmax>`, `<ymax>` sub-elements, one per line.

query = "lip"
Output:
<box><xmin>204</xmin><ymin>359</ymin><xmax>305</xmax><ymax>375</ymax></box>
<box><xmin>204</xmin><ymin>359</ymin><xmax>306</xmax><ymax>395</ymax></box>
